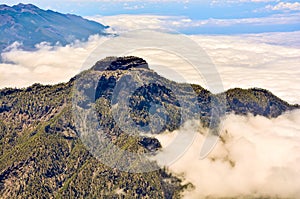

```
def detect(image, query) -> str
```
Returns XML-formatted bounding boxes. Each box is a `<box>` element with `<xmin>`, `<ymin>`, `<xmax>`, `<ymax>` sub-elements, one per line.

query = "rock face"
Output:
<box><xmin>0</xmin><ymin>56</ymin><xmax>298</xmax><ymax>198</ymax></box>
<box><xmin>92</xmin><ymin>56</ymin><xmax>149</xmax><ymax>71</ymax></box>
<box><xmin>139</xmin><ymin>137</ymin><xmax>162</xmax><ymax>152</ymax></box>
<box><xmin>0</xmin><ymin>3</ymin><xmax>108</xmax><ymax>60</ymax></box>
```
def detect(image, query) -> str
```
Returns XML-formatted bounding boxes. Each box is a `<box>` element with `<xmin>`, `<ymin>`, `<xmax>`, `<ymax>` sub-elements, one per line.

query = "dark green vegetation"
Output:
<box><xmin>0</xmin><ymin>3</ymin><xmax>108</xmax><ymax>60</ymax></box>
<box><xmin>0</xmin><ymin>56</ymin><xmax>298</xmax><ymax>198</ymax></box>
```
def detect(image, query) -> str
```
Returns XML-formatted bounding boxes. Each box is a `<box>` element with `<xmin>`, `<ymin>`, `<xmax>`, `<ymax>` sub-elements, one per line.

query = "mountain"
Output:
<box><xmin>0</xmin><ymin>56</ymin><xmax>298</xmax><ymax>198</ymax></box>
<box><xmin>0</xmin><ymin>3</ymin><xmax>108</xmax><ymax>58</ymax></box>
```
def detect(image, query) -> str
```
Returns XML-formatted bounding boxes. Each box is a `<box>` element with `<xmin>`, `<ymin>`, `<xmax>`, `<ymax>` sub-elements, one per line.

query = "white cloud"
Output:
<box><xmin>154</xmin><ymin>110</ymin><xmax>300</xmax><ymax>198</ymax></box>
<box><xmin>240</xmin><ymin>31</ymin><xmax>300</xmax><ymax>47</ymax></box>
<box><xmin>123</xmin><ymin>4</ymin><xmax>144</xmax><ymax>10</ymax></box>
<box><xmin>88</xmin><ymin>13</ymin><xmax>300</xmax><ymax>33</ymax></box>
<box><xmin>211</xmin><ymin>0</ymin><xmax>279</xmax><ymax>5</ymax></box>
<box><xmin>177</xmin><ymin>13</ymin><xmax>300</xmax><ymax>27</ymax></box>
<box><xmin>250</xmin><ymin>0</ymin><xmax>278</xmax><ymax>2</ymax></box>
<box><xmin>190</xmin><ymin>34</ymin><xmax>300</xmax><ymax>104</ymax></box>
<box><xmin>66</xmin><ymin>0</ymin><xmax>194</xmax><ymax>2</ymax></box>
<box><xmin>0</xmin><ymin>35</ymin><xmax>107</xmax><ymax>88</ymax></box>
<box><xmin>266</xmin><ymin>1</ymin><xmax>300</xmax><ymax>11</ymax></box>
<box><xmin>86</xmin><ymin>15</ymin><xmax>176</xmax><ymax>32</ymax></box>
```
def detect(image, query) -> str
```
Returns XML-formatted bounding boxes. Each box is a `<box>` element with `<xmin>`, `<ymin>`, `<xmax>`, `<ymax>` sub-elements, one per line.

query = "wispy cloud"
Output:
<box><xmin>211</xmin><ymin>0</ymin><xmax>279</xmax><ymax>5</ymax></box>
<box><xmin>266</xmin><ymin>1</ymin><xmax>300</xmax><ymax>11</ymax></box>
<box><xmin>66</xmin><ymin>0</ymin><xmax>193</xmax><ymax>2</ymax></box>
<box><xmin>123</xmin><ymin>3</ymin><xmax>145</xmax><ymax>10</ymax></box>
<box><xmin>173</xmin><ymin>13</ymin><xmax>300</xmax><ymax>26</ymax></box>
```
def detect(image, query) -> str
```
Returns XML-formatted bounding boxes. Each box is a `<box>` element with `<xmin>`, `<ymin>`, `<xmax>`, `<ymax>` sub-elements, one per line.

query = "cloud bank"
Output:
<box><xmin>154</xmin><ymin>109</ymin><xmax>300</xmax><ymax>198</ymax></box>
<box><xmin>191</xmin><ymin>34</ymin><xmax>300</xmax><ymax>105</ymax></box>
<box><xmin>88</xmin><ymin>13</ymin><xmax>300</xmax><ymax>34</ymax></box>
<box><xmin>0</xmin><ymin>35</ymin><xmax>108</xmax><ymax>88</ymax></box>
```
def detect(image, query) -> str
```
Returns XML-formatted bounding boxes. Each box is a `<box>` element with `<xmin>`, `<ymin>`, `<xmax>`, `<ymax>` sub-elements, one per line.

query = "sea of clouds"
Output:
<box><xmin>0</xmin><ymin>23</ymin><xmax>300</xmax><ymax>103</ymax></box>
<box><xmin>1</xmin><ymin>14</ymin><xmax>300</xmax><ymax>198</ymax></box>
<box><xmin>1</xmin><ymin>29</ymin><xmax>299</xmax><ymax>104</ymax></box>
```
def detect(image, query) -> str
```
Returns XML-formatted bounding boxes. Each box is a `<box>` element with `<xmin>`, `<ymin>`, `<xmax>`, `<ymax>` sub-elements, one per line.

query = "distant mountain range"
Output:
<box><xmin>0</xmin><ymin>3</ymin><xmax>108</xmax><ymax>58</ymax></box>
<box><xmin>0</xmin><ymin>56</ymin><xmax>298</xmax><ymax>198</ymax></box>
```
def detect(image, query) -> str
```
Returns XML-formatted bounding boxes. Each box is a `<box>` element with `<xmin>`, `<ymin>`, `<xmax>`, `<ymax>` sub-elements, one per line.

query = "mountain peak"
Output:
<box><xmin>0</xmin><ymin>4</ymin><xmax>13</xmax><ymax>11</ymax></box>
<box><xmin>12</xmin><ymin>3</ymin><xmax>39</xmax><ymax>11</ymax></box>
<box><xmin>92</xmin><ymin>56</ymin><xmax>149</xmax><ymax>71</ymax></box>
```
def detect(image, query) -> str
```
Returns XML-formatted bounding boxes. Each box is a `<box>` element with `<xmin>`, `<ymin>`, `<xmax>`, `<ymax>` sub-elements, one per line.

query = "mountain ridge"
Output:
<box><xmin>0</xmin><ymin>3</ymin><xmax>108</xmax><ymax>61</ymax></box>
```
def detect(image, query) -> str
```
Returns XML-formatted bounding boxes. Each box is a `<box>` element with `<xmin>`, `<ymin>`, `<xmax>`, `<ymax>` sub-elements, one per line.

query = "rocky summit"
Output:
<box><xmin>0</xmin><ymin>56</ymin><xmax>298</xmax><ymax>198</ymax></box>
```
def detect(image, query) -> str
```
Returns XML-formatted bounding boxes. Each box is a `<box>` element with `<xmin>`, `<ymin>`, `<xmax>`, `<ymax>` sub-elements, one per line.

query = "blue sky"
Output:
<box><xmin>1</xmin><ymin>0</ymin><xmax>300</xmax><ymax>34</ymax></box>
